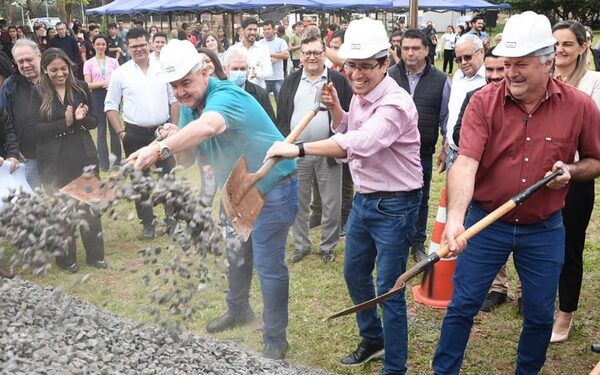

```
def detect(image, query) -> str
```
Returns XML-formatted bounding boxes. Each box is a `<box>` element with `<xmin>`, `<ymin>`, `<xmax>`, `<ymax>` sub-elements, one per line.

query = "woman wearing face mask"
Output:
<box><xmin>83</xmin><ymin>34</ymin><xmax>121</xmax><ymax>171</ymax></box>
<box><xmin>29</xmin><ymin>48</ymin><xmax>106</xmax><ymax>273</ymax></box>
<box><xmin>550</xmin><ymin>20</ymin><xmax>600</xmax><ymax>344</ymax></box>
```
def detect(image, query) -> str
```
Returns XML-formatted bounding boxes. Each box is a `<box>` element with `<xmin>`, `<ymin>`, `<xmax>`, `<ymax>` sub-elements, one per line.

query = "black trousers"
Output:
<box><xmin>443</xmin><ymin>49</ymin><xmax>455</xmax><ymax>73</ymax></box>
<box><xmin>558</xmin><ymin>180</ymin><xmax>595</xmax><ymax>312</ymax></box>
<box><xmin>56</xmin><ymin>204</ymin><xmax>105</xmax><ymax>267</ymax></box>
<box><xmin>122</xmin><ymin>122</ymin><xmax>175</xmax><ymax>226</ymax></box>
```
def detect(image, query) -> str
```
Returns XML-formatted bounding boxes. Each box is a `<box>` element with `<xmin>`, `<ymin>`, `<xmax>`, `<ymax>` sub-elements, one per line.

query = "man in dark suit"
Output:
<box><xmin>388</xmin><ymin>28</ymin><xmax>450</xmax><ymax>262</ymax></box>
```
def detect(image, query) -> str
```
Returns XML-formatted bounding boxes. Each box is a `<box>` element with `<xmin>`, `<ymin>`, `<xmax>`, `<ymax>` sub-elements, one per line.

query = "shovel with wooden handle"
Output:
<box><xmin>323</xmin><ymin>167</ymin><xmax>564</xmax><ymax>321</ymax></box>
<box><xmin>60</xmin><ymin>127</ymin><xmax>171</xmax><ymax>207</ymax></box>
<box><xmin>222</xmin><ymin>83</ymin><xmax>327</xmax><ymax>241</ymax></box>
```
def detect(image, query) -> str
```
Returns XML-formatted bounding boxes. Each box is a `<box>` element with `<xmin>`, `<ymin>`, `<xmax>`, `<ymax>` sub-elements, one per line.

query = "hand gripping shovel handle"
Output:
<box><xmin>324</xmin><ymin>167</ymin><xmax>564</xmax><ymax>321</ymax></box>
<box><xmin>251</xmin><ymin>83</ymin><xmax>327</xmax><ymax>182</ymax></box>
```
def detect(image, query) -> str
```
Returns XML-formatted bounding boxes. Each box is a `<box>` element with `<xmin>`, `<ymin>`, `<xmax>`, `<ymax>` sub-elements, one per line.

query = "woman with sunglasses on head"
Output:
<box><xmin>29</xmin><ymin>47</ymin><xmax>107</xmax><ymax>273</ymax></box>
<box><xmin>84</xmin><ymin>34</ymin><xmax>121</xmax><ymax>171</ymax></box>
<box><xmin>549</xmin><ymin>20</ymin><xmax>600</xmax><ymax>343</ymax></box>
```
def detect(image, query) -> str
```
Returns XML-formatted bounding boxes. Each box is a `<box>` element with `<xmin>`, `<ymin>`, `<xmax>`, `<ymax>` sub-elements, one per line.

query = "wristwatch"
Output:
<box><xmin>157</xmin><ymin>141</ymin><xmax>171</xmax><ymax>160</ymax></box>
<box><xmin>295</xmin><ymin>141</ymin><xmax>305</xmax><ymax>157</ymax></box>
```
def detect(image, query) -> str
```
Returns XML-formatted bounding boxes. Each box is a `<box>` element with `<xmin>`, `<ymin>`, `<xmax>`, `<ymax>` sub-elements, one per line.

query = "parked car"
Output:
<box><xmin>29</xmin><ymin>17</ymin><xmax>62</xmax><ymax>29</ymax></box>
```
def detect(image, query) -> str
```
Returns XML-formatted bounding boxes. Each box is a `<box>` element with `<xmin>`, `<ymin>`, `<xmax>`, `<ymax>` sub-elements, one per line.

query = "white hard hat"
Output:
<box><xmin>493</xmin><ymin>11</ymin><xmax>556</xmax><ymax>58</ymax></box>
<box><xmin>339</xmin><ymin>17</ymin><xmax>390</xmax><ymax>60</ymax></box>
<box><xmin>159</xmin><ymin>39</ymin><xmax>202</xmax><ymax>82</ymax></box>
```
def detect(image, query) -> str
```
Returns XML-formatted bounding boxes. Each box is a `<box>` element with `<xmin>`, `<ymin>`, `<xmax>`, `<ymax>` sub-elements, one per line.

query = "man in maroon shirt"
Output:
<box><xmin>432</xmin><ymin>11</ymin><xmax>600</xmax><ymax>374</ymax></box>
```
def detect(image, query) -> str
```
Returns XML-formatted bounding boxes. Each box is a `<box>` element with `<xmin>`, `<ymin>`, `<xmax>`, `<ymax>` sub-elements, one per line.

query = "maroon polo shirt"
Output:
<box><xmin>459</xmin><ymin>78</ymin><xmax>600</xmax><ymax>224</ymax></box>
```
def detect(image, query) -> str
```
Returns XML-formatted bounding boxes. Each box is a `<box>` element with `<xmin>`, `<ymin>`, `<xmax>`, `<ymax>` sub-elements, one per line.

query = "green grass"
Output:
<box><xmin>10</xmin><ymin>146</ymin><xmax>599</xmax><ymax>374</ymax></box>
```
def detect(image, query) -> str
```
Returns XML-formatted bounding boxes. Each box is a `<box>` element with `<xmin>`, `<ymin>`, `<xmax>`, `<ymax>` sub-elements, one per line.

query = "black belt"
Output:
<box><xmin>124</xmin><ymin>122</ymin><xmax>165</xmax><ymax>135</ymax></box>
<box><xmin>362</xmin><ymin>189</ymin><xmax>420</xmax><ymax>199</ymax></box>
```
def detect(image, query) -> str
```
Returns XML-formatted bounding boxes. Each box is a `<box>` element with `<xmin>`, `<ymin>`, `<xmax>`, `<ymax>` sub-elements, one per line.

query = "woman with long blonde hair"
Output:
<box><xmin>550</xmin><ymin>19</ymin><xmax>600</xmax><ymax>343</ymax></box>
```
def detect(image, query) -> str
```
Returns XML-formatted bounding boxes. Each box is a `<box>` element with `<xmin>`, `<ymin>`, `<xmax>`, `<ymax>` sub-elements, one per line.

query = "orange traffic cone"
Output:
<box><xmin>412</xmin><ymin>188</ymin><xmax>456</xmax><ymax>309</ymax></box>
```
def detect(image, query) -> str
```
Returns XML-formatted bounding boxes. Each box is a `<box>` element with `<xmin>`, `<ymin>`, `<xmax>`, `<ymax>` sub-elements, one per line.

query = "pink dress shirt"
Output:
<box><xmin>332</xmin><ymin>75</ymin><xmax>423</xmax><ymax>193</ymax></box>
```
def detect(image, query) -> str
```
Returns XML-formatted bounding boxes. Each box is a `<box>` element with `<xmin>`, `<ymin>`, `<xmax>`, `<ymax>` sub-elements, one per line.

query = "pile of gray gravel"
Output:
<box><xmin>0</xmin><ymin>278</ymin><xmax>331</xmax><ymax>375</ymax></box>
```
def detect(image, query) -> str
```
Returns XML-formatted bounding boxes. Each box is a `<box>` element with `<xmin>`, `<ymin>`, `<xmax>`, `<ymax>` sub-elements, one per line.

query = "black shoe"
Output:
<box><xmin>340</xmin><ymin>339</ymin><xmax>384</xmax><ymax>365</ymax></box>
<box><xmin>309</xmin><ymin>214</ymin><xmax>321</xmax><ymax>229</ymax></box>
<box><xmin>0</xmin><ymin>266</ymin><xmax>15</xmax><ymax>279</ymax></box>
<box><xmin>263</xmin><ymin>341</ymin><xmax>289</xmax><ymax>360</ymax></box>
<box><xmin>62</xmin><ymin>263</ymin><xmax>79</xmax><ymax>274</ymax></box>
<box><xmin>411</xmin><ymin>243</ymin><xmax>428</xmax><ymax>262</ymax></box>
<box><xmin>142</xmin><ymin>224</ymin><xmax>155</xmax><ymax>240</ymax></box>
<box><xmin>88</xmin><ymin>260</ymin><xmax>108</xmax><ymax>269</ymax></box>
<box><xmin>321</xmin><ymin>251</ymin><xmax>335</xmax><ymax>263</ymax></box>
<box><xmin>290</xmin><ymin>249</ymin><xmax>310</xmax><ymax>263</ymax></box>
<box><xmin>480</xmin><ymin>291</ymin><xmax>507</xmax><ymax>312</ymax></box>
<box><xmin>206</xmin><ymin>309</ymin><xmax>255</xmax><ymax>334</ymax></box>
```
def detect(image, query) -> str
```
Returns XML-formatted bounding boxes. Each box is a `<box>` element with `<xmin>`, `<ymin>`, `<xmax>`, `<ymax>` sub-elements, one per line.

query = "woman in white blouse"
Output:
<box><xmin>441</xmin><ymin>25</ymin><xmax>457</xmax><ymax>74</ymax></box>
<box><xmin>550</xmin><ymin>19</ymin><xmax>600</xmax><ymax>344</ymax></box>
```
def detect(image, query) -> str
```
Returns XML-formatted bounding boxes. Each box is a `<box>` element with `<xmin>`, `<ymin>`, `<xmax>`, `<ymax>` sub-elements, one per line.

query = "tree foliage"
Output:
<box><xmin>506</xmin><ymin>0</ymin><xmax>600</xmax><ymax>25</ymax></box>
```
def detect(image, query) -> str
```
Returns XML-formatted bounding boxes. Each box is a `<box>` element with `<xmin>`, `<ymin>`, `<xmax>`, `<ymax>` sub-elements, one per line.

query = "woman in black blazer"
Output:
<box><xmin>30</xmin><ymin>47</ymin><xmax>106</xmax><ymax>273</ymax></box>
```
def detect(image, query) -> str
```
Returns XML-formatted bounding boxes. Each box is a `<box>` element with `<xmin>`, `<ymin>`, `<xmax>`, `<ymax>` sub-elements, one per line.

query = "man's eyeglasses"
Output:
<box><xmin>302</xmin><ymin>50</ymin><xmax>324</xmax><ymax>57</ymax></box>
<box><xmin>344</xmin><ymin>61</ymin><xmax>381</xmax><ymax>73</ymax></box>
<box><xmin>455</xmin><ymin>49</ymin><xmax>480</xmax><ymax>64</ymax></box>
<box><xmin>129</xmin><ymin>43</ymin><xmax>148</xmax><ymax>51</ymax></box>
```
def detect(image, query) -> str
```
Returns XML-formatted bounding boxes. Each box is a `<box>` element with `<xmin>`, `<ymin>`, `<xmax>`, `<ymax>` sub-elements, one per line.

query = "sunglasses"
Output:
<box><xmin>455</xmin><ymin>49</ymin><xmax>480</xmax><ymax>64</ymax></box>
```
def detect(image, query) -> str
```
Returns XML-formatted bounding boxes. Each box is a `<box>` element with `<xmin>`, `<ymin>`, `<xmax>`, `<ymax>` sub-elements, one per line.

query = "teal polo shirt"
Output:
<box><xmin>179</xmin><ymin>78</ymin><xmax>296</xmax><ymax>193</ymax></box>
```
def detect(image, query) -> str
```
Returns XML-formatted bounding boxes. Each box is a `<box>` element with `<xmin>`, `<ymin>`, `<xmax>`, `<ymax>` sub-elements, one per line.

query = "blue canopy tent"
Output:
<box><xmin>86</xmin><ymin>0</ymin><xmax>509</xmax><ymax>15</ymax></box>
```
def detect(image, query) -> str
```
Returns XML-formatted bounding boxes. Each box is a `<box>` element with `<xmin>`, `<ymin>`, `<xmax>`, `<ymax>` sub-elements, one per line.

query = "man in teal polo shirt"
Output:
<box><xmin>131</xmin><ymin>40</ymin><xmax>298</xmax><ymax>360</ymax></box>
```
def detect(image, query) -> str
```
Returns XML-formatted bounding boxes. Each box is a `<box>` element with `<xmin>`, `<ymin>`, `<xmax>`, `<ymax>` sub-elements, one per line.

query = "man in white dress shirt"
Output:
<box><xmin>104</xmin><ymin>27</ymin><xmax>180</xmax><ymax>239</ymax></box>
<box><xmin>234</xmin><ymin>17</ymin><xmax>272</xmax><ymax>89</ymax></box>
<box><xmin>445</xmin><ymin>34</ymin><xmax>486</xmax><ymax>171</ymax></box>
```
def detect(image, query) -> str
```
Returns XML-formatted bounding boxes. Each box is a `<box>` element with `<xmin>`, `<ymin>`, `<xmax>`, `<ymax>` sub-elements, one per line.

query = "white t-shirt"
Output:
<box><xmin>442</xmin><ymin>33</ymin><xmax>457</xmax><ymax>50</ymax></box>
<box><xmin>258</xmin><ymin>37</ymin><xmax>289</xmax><ymax>81</ymax></box>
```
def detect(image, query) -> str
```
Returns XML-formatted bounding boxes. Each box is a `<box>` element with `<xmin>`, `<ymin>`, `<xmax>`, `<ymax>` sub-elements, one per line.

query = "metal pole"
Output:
<box><xmin>81</xmin><ymin>1</ymin><xmax>85</xmax><ymax>25</ymax></box>
<box><xmin>20</xmin><ymin>6</ymin><xmax>24</xmax><ymax>25</ymax></box>
<box><xmin>409</xmin><ymin>0</ymin><xmax>418</xmax><ymax>28</ymax></box>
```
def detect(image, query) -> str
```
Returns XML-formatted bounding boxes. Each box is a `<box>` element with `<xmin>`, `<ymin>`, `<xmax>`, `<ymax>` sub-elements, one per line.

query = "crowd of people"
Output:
<box><xmin>0</xmin><ymin>11</ymin><xmax>599</xmax><ymax>374</ymax></box>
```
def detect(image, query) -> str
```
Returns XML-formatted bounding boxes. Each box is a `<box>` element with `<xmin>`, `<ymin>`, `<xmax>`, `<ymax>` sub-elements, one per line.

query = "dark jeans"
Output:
<box><xmin>433</xmin><ymin>203</ymin><xmax>565</xmax><ymax>375</ymax></box>
<box><xmin>559</xmin><ymin>181</ymin><xmax>594</xmax><ymax>312</ymax></box>
<box><xmin>443</xmin><ymin>49</ymin><xmax>455</xmax><ymax>73</ymax></box>
<box><xmin>225</xmin><ymin>177</ymin><xmax>298</xmax><ymax>346</ymax></box>
<box><xmin>122</xmin><ymin>122</ymin><xmax>175</xmax><ymax>226</ymax></box>
<box><xmin>344</xmin><ymin>190</ymin><xmax>421</xmax><ymax>375</ymax></box>
<box><xmin>412</xmin><ymin>153</ymin><xmax>432</xmax><ymax>245</ymax></box>
<box><xmin>92</xmin><ymin>89</ymin><xmax>121</xmax><ymax>170</ymax></box>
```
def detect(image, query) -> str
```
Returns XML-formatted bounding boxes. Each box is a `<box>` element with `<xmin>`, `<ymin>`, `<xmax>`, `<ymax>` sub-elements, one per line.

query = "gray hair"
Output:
<box><xmin>538</xmin><ymin>52</ymin><xmax>555</xmax><ymax>65</ymax></box>
<box><xmin>12</xmin><ymin>38</ymin><xmax>40</xmax><ymax>56</ymax></box>
<box><xmin>223</xmin><ymin>46</ymin><xmax>248</xmax><ymax>67</ymax></box>
<box><xmin>456</xmin><ymin>33</ymin><xmax>483</xmax><ymax>51</ymax></box>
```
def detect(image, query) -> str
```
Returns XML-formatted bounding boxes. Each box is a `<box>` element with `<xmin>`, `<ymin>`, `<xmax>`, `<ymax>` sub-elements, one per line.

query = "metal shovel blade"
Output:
<box><xmin>221</xmin><ymin>155</ymin><xmax>265</xmax><ymax>241</ymax></box>
<box><xmin>59</xmin><ymin>173</ymin><xmax>116</xmax><ymax>209</ymax></box>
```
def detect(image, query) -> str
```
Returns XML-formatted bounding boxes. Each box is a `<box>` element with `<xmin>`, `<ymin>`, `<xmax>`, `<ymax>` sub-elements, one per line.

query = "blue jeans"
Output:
<box><xmin>344</xmin><ymin>190</ymin><xmax>421</xmax><ymax>375</ymax></box>
<box><xmin>433</xmin><ymin>203</ymin><xmax>565</xmax><ymax>375</ymax></box>
<box><xmin>265</xmin><ymin>79</ymin><xmax>283</xmax><ymax>99</ymax></box>
<box><xmin>22</xmin><ymin>159</ymin><xmax>41</xmax><ymax>190</ymax></box>
<box><xmin>92</xmin><ymin>89</ymin><xmax>122</xmax><ymax>170</ymax></box>
<box><xmin>412</xmin><ymin>153</ymin><xmax>432</xmax><ymax>245</ymax></box>
<box><xmin>225</xmin><ymin>176</ymin><xmax>298</xmax><ymax>346</ymax></box>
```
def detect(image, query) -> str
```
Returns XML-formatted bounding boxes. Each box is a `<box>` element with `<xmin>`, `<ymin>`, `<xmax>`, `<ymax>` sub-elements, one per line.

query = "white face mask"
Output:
<box><xmin>228</xmin><ymin>70</ymin><xmax>247</xmax><ymax>87</ymax></box>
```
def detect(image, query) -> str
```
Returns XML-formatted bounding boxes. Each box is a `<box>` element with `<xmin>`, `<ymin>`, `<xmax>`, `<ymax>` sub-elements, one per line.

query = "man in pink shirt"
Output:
<box><xmin>266</xmin><ymin>17</ymin><xmax>422</xmax><ymax>375</ymax></box>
